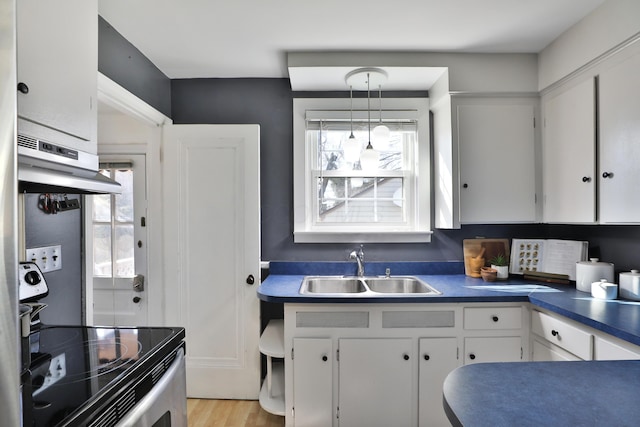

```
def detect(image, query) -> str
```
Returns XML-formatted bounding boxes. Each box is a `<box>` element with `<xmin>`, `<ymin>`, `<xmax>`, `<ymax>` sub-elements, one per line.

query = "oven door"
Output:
<box><xmin>116</xmin><ymin>348</ymin><xmax>187</xmax><ymax>427</ymax></box>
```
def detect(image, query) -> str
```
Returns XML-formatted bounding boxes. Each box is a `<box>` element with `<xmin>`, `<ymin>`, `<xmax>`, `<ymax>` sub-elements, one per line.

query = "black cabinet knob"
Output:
<box><xmin>133</xmin><ymin>296</ymin><xmax>141</xmax><ymax>303</ymax></box>
<box><xmin>492</xmin><ymin>315</ymin><xmax>499</xmax><ymax>322</ymax></box>
<box><xmin>403</xmin><ymin>354</ymin><xmax>410</xmax><ymax>361</ymax></box>
<box><xmin>246</xmin><ymin>274</ymin><xmax>255</xmax><ymax>285</ymax></box>
<box><xmin>551</xmin><ymin>329</ymin><xmax>559</xmax><ymax>337</ymax></box>
<box><xmin>25</xmin><ymin>271</ymin><xmax>41</xmax><ymax>285</ymax></box>
<box><xmin>424</xmin><ymin>354</ymin><xmax>430</xmax><ymax>361</ymax></box>
<box><xmin>17</xmin><ymin>82</ymin><xmax>29</xmax><ymax>94</ymax></box>
<box><xmin>469</xmin><ymin>353</ymin><xmax>476</xmax><ymax>360</ymax></box>
<box><xmin>322</xmin><ymin>355</ymin><xmax>328</xmax><ymax>362</ymax></box>
<box><xmin>602</xmin><ymin>172</ymin><xmax>614</xmax><ymax>178</ymax></box>
<box><xmin>582</xmin><ymin>176</ymin><xmax>591</xmax><ymax>182</ymax></box>
<box><xmin>462</xmin><ymin>183</ymin><xmax>469</xmax><ymax>189</ymax></box>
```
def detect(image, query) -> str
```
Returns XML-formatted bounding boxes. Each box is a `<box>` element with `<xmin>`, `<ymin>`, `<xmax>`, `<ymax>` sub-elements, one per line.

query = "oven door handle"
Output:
<box><xmin>116</xmin><ymin>347</ymin><xmax>187</xmax><ymax>427</ymax></box>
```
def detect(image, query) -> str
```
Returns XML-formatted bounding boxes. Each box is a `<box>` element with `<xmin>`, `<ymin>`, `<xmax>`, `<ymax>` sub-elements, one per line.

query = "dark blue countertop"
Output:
<box><xmin>258</xmin><ymin>261</ymin><xmax>640</xmax><ymax>346</ymax></box>
<box><xmin>443</xmin><ymin>361</ymin><xmax>640</xmax><ymax>427</ymax></box>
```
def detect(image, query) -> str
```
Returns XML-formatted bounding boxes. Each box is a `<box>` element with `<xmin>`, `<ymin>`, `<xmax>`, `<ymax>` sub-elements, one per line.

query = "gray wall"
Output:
<box><xmin>24</xmin><ymin>194</ymin><xmax>83</xmax><ymax>325</ymax></box>
<box><xmin>98</xmin><ymin>16</ymin><xmax>172</xmax><ymax>118</ymax></box>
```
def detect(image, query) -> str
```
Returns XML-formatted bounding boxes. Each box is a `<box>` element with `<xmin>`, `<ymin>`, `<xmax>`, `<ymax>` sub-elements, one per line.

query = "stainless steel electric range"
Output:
<box><xmin>19</xmin><ymin>263</ymin><xmax>187</xmax><ymax>427</ymax></box>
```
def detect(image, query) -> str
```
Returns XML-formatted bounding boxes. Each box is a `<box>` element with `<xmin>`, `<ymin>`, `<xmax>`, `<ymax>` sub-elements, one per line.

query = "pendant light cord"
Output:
<box><xmin>378</xmin><ymin>85</ymin><xmax>383</xmax><ymax>124</ymax></box>
<box><xmin>367</xmin><ymin>73</ymin><xmax>371</xmax><ymax>147</ymax></box>
<box><xmin>349</xmin><ymin>85</ymin><xmax>354</xmax><ymax>138</ymax></box>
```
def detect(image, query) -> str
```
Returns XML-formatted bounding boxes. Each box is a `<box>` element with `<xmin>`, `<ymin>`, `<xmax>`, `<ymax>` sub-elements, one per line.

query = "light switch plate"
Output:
<box><xmin>26</xmin><ymin>245</ymin><xmax>62</xmax><ymax>272</ymax></box>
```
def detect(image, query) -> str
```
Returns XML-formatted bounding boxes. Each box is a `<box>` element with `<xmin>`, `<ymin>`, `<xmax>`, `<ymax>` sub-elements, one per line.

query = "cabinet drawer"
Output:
<box><xmin>594</xmin><ymin>335</ymin><xmax>640</xmax><ymax>361</ymax></box>
<box><xmin>464</xmin><ymin>336</ymin><xmax>522</xmax><ymax>364</ymax></box>
<box><xmin>463</xmin><ymin>307</ymin><xmax>522</xmax><ymax>330</ymax></box>
<box><xmin>531</xmin><ymin>310</ymin><xmax>593</xmax><ymax>360</ymax></box>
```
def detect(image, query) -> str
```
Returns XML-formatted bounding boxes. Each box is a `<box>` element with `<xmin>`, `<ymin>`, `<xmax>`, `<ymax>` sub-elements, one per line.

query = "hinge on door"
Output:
<box><xmin>521</xmin><ymin>347</ymin><xmax>524</xmax><ymax>360</ymax></box>
<box><xmin>533</xmin><ymin>117</ymin><xmax>536</xmax><ymax>128</ymax></box>
<box><xmin>141</xmin><ymin>216</ymin><xmax>146</xmax><ymax>227</ymax></box>
<box><xmin>456</xmin><ymin>347</ymin><xmax>459</xmax><ymax>360</ymax></box>
<box><xmin>336</xmin><ymin>406</ymin><xmax>340</xmax><ymax>419</ymax></box>
<box><xmin>336</xmin><ymin>348</ymin><xmax>339</xmax><ymax>362</ymax></box>
<box><xmin>291</xmin><ymin>348</ymin><xmax>294</xmax><ymax>360</ymax></box>
<box><xmin>292</xmin><ymin>407</ymin><xmax>295</xmax><ymax>418</ymax></box>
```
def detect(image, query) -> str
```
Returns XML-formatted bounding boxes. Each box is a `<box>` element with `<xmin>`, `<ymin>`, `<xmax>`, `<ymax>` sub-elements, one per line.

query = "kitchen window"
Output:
<box><xmin>293</xmin><ymin>98</ymin><xmax>432</xmax><ymax>243</ymax></box>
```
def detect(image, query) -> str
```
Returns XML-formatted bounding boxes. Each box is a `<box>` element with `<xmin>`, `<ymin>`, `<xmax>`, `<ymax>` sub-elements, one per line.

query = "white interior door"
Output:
<box><xmin>90</xmin><ymin>155</ymin><xmax>148</xmax><ymax>326</ymax></box>
<box><xmin>162</xmin><ymin>124</ymin><xmax>261</xmax><ymax>399</ymax></box>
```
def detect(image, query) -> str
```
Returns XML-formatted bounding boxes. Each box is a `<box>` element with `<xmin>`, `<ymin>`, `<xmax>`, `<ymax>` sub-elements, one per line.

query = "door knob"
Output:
<box><xmin>246</xmin><ymin>275</ymin><xmax>255</xmax><ymax>285</ymax></box>
<box><xmin>602</xmin><ymin>172</ymin><xmax>614</xmax><ymax>178</ymax></box>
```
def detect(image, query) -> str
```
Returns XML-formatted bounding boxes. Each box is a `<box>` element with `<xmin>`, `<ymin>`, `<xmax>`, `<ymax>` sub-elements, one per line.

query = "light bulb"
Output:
<box><xmin>343</xmin><ymin>135</ymin><xmax>360</xmax><ymax>164</ymax></box>
<box><xmin>372</xmin><ymin>124</ymin><xmax>390</xmax><ymax>149</ymax></box>
<box><xmin>360</xmin><ymin>143</ymin><xmax>379</xmax><ymax>171</ymax></box>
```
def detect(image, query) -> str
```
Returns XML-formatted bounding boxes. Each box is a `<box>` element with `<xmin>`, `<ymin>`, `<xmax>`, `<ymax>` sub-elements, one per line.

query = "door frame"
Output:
<box><xmin>85</xmin><ymin>73</ymin><xmax>170</xmax><ymax>325</ymax></box>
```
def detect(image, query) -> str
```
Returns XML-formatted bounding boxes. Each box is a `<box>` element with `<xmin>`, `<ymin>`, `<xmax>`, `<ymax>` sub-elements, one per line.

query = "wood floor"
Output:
<box><xmin>187</xmin><ymin>399</ymin><xmax>285</xmax><ymax>427</ymax></box>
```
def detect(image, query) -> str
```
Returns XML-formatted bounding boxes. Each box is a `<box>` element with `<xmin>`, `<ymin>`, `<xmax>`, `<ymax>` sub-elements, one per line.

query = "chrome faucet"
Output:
<box><xmin>349</xmin><ymin>245</ymin><xmax>365</xmax><ymax>277</ymax></box>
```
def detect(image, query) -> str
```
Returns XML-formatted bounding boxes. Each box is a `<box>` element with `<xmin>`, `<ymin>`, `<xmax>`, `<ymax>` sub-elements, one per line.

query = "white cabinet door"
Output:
<box><xmin>464</xmin><ymin>337</ymin><xmax>522</xmax><ymax>364</ymax></box>
<box><xmin>599</xmin><ymin>50</ymin><xmax>640</xmax><ymax>223</ymax></box>
<box><xmin>532</xmin><ymin>337</ymin><xmax>581</xmax><ymax>361</ymax></box>
<box><xmin>418</xmin><ymin>337</ymin><xmax>459</xmax><ymax>427</ymax></box>
<box><xmin>594</xmin><ymin>335</ymin><xmax>640</xmax><ymax>361</ymax></box>
<box><xmin>292</xmin><ymin>338</ymin><xmax>333</xmax><ymax>427</ymax></box>
<box><xmin>542</xmin><ymin>78</ymin><xmax>596</xmax><ymax>223</ymax></box>
<box><xmin>17</xmin><ymin>0</ymin><xmax>97</xmax><ymax>149</ymax></box>
<box><xmin>457</xmin><ymin>102</ymin><xmax>537</xmax><ymax>223</ymax></box>
<box><xmin>339</xmin><ymin>338</ymin><xmax>414</xmax><ymax>427</ymax></box>
<box><xmin>163</xmin><ymin>124</ymin><xmax>261</xmax><ymax>398</ymax></box>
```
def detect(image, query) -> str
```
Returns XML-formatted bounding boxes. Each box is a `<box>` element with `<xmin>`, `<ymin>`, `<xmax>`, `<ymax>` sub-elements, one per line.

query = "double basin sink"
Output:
<box><xmin>299</xmin><ymin>275</ymin><xmax>441</xmax><ymax>296</ymax></box>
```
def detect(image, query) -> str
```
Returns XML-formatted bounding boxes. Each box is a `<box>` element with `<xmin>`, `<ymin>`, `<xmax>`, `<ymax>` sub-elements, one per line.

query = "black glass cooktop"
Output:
<box><xmin>23</xmin><ymin>325</ymin><xmax>185</xmax><ymax>427</ymax></box>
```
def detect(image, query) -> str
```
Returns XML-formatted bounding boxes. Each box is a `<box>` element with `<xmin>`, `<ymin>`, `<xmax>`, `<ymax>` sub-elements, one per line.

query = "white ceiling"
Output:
<box><xmin>98</xmin><ymin>0</ymin><xmax>605</xmax><ymax>80</ymax></box>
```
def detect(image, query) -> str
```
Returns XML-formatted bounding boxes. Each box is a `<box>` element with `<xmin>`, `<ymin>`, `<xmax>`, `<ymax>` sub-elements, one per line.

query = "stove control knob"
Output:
<box><xmin>25</xmin><ymin>271</ymin><xmax>41</xmax><ymax>285</ymax></box>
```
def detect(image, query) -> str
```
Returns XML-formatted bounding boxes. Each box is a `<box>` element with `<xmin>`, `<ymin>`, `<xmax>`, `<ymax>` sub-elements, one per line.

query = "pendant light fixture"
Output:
<box><xmin>372</xmin><ymin>85</ymin><xmax>390</xmax><ymax>148</ymax></box>
<box><xmin>343</xmin><ymin>85</ymin><xmax>360</xmax><ymax>164</ymax></box>
<box><xmin>344</xmin><ymin>67</ymin><xmax>386</xmax><ymax>171</ymax></box>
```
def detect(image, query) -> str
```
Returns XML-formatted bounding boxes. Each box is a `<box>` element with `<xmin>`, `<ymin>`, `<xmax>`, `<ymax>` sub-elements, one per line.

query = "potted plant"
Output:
<box><xmin>489</xmin><ymin>253</ymin><xmax>509</xmax><ymax>280</ymax></box>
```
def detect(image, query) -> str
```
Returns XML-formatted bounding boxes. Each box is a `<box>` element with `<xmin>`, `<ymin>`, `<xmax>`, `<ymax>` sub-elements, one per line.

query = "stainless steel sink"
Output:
<box><xmin>299</xmin><ymin>275</ymin><xmax>441</xmax><ymax>296</ymax></box>
<box><xmin>301</xmin><ymin>277</ymin><xmax>367</xmax><ymax>294</ymax></box>
<box><xmin>365</xmin><ymin>277</ymin><xmax>440</xmax><ymax>294</ymax></box>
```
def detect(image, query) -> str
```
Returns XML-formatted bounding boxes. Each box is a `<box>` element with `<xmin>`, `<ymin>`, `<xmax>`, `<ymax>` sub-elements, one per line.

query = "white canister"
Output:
<box><xmin>591</xmin><ymin>279</ymin><xmax>618</xmax><ymax>300</ymax></box>
<box><xmin>619</xmin><ymin>269</ymin><xmax>640</xmax><ymax>301</ymax></box>
<box><xmin>576</xmin><ymin>258</ymin><xmax>614</xmax><ymax>293</ymax></box>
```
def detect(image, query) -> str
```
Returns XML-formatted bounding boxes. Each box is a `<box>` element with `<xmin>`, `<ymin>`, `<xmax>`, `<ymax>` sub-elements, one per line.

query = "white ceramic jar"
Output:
<box><xmin>619</xmin><ymin>269</ymin><xmax>640</xmax><ymax>301</ymax></box>
<box><xmin>576</xmin><ymin>258</ymin><xmax>614</xmax><ymax>292</ymax></box>
<box><xmin>591</xmin><ymin>279</ymin><xmax>618</xmax><ymax>300</ymax></box>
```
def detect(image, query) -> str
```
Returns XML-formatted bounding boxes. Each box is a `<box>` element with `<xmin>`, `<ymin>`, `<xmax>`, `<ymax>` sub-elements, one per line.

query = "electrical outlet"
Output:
<box><xmin>26</xmin><ymin>245</ymin><xmax>62</xmax><ymax>273</ymax></box>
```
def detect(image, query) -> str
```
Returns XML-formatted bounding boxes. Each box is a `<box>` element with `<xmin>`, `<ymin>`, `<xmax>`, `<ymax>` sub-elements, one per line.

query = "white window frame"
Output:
<box><xmin>293</xmin><ymin>97</ymin><xmax>432</xmax><ymax>243</ymax></box>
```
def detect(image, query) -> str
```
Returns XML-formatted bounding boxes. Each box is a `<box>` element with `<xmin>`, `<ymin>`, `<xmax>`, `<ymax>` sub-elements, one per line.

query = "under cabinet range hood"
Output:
<box><xmin>17</xmin><ymin>134</ymin><xmax>122</xmax><ymax>194</ymax></box>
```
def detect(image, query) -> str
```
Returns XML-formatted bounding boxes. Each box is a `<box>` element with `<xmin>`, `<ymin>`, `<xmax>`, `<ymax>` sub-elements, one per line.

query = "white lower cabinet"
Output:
<box><xmin>464</xmin><ymin>336</ymin><xmax>522</xmax><ymax>364</ymax></box>
<box><xmin>532</xmin><ymin>336</ymin><xmax>581</xmax><ymax>361</ymax></box>
<box><xmin>338</xmin><ymin>338</ymin><xmax>414</xmax><ymax>427</ymax></box>
<box><xmin>531</xmin><ymin>309</ymin><xmax>593</xmax><ymax>360</ymax></box>
<box><xmin>418</xmin><ymin>337</ymin><xmax>459</xmax><ymax>427</ymax></box>
<box><xmin>284</xmin><ymin>303</ymin><xmax>528</xmax><ymax>427</ymax></box>
<box><xmin>594</xmin><ymin>335</ymin><xmax>640</xmax><ymax>360</ymax></box>
<box><xmin>292</xmin><ymin>338</ymin><xmax>333</xmax><ymax>427</ymax></box>
<box><xmin>530</xmin><ymin>309</ymin><xmax>640</xmax><ymax>362</ymax></box>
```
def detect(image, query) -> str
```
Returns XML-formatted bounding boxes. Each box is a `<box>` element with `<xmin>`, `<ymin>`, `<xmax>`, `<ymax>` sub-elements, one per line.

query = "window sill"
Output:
<box><xmin>293</xmin><ymin>230</ymin><xmax>433</xmax><ymax>244</ymax></box>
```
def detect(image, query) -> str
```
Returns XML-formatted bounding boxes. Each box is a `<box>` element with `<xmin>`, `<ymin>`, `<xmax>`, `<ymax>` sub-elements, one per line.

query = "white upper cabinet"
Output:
<box><xmin>17</xmin><ymin>0</ymin><xmax>98</xmax><ymax>152</ymax></box>
<box><xmin>542</xmin><ymin>78</ymin><xmax>596</xmax><ymax>223</ymax></box>
<box><xmin>456</xmin><ymin>98</ymin><xmax>538</xmax><ymax>224</ymax></box>
<box><xmin>598</xmin><ymin>49</ymin><xmax>640</xmax><ymax>223</ymax></box>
